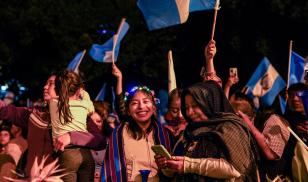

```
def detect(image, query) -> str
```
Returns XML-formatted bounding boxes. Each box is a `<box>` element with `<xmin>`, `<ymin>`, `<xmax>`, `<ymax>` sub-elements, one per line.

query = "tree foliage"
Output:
<box><xmin>0</xmin><ymin>0</ymin><xmax>308</xmax><ymax>99</ymax></box>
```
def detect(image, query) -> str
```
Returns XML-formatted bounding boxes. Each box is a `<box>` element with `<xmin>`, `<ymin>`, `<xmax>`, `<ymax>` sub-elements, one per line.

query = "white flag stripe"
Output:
<box><xmin>168</xmin><ymin>50</ymin><xmax>177</xmax><ymax>93</ymax></box>
<box><xmin>252</xmin><ymin>64</ymin><xmax>279</xmax><ymax>97</ymax></box>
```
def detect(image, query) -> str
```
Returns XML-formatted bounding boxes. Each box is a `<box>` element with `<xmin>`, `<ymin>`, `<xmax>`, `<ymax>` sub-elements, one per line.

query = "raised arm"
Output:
<box><xmin>238</xmin><ymin>111</ymin><xmax>287</xmax><ymax>160</ymax></box>
<box><xmin>204</xmin><ymin>40</ymin><xmax>216</xmax><ymax>73</ymax></box>
<box><xmin>111</xmin><ymin>63</ymin><xmax>127</xmax><ymax>121</ymax></box>
<box><xmin>224</xmin><ymin>75</ymin><xmax>239</xmax><ymax>99</ymax></box>
<box><xmin>201</xmin><ymin>40</ymin><xmax>222</xmax><ymax>86</ymax></box>
<box><xmin>112</xmin><ymin>63</ymin><xmax>123</xmax><ymax>96</ymax></box>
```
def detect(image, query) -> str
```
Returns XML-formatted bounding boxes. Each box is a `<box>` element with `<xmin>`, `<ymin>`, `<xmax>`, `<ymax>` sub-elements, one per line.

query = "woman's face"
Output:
<box><xmin>128</xmin><ymin>91</ymin><xmax>156</xmax><ymax>124</ymax></box>
<box><xmin>43</xmin><ymin>75</ymin><xmax>57</xmax><ymax>101</ymax></box>
<box><xmin>185</xmin><ymin>94</ymin><xmax>208</xmax><ymax>122</ymax></box>
<box><xmin>0</xmin><ymin>130</ymin><xmax>11</xmax><ymax>146</ymax></box>
<box><xmin>288</xmin><ymin>90</ymin><xmax>305</xmax><ymax>114</ymax></box>
<box><xmin>168</xmin><ymin>97</ymin><xmax>182</xmax><ymax>118</ymax></box>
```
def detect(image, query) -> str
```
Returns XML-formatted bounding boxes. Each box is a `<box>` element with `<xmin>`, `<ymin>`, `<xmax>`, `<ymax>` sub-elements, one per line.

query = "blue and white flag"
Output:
<box><xmin>288</xmin><ymin>51</ymin><xmax>308</xmax><ymax>88</ymax></box>
<box><xmin>137</xmin><ymin>0</ymin><xmax>215</xmax><ymax>30</ymax></box>
<box><xmin>89</xmin><ymin>19</ymin><xmax>129</xmax><ymax>63</ymax></box>
<box><xmin>95</xmin><ymin>83</ymin><xmax>107</xmax><ymax>101</ymax></box>
<box><xmin>279</xmin><ymin>95</ymin><xmax>287</xmax><ymax>114</ymax></box>
<box><xmin>190</xmin><ymin>0</ymin><xmax>216</xmax><ymax>12</ymax></box>
<box><xmin>67</xmin><ymin>50</ymin><xmax>86</xmax><ymax>73</ymax></box>
<box><xmin>245</xmin><ymin>57</ymin><xmax>286</xmax><ymax>107</ymax></box>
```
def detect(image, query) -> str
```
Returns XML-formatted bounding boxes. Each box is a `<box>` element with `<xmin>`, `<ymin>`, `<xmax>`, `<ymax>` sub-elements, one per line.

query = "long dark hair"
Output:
<box><xmin>124</xmin><ymin>86</ymin><xmax>157</xmax><ymax>140</ymax></box>
<box><xmin>55</xmin><ymin>70</ymin><xmax>84</xmax><ymax>124</ymax></box>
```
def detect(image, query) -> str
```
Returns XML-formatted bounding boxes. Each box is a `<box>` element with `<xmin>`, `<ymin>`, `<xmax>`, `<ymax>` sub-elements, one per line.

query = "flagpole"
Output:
<box><xmin>168</xmin><ymin>50</ymin><xmax>177</xmax><ymax>93</ymax></box>
<box><xmin>117</xmin><ymin>18</ymin><xmax>126</xmax><ymax>35</ymax></box>
<box><xmin>112</xmin><ymin>34</ymin><xmax>118</xmax><ymax>64</ymax></box>
<box><xmin>112</xmin><ymin>18</ymin><xmax>125</xmax><ymax>64</ymax></box>
<box><xmin>210</xmin><ymin>0</ymin><xmax>220</xmax><ymax>40</ymax></box>
<box><xmin>74</xmin><ymin>49</ymin><xmax>86</xmax><ymax>73</ymax></box>
<box><xmin>287</xmin><ymin>40</ymin><xmax>293</xmax><ymax>89</ymax></box>
<box><xmin>286</xmin><ymin>40</ymin><xmax>293</xmax><ymax>101</ymax></box>
<box><xmin>287</xmin><ymin>126</ymin><xmax>308</xmax><ymax>150</ymax></box>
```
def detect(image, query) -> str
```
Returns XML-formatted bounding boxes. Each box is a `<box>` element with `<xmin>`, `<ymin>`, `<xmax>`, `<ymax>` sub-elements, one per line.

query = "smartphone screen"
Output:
<box><xmin>229</xmin><ymin>67</ymin><xmax>238</xmax><ymax>77</ymax></box>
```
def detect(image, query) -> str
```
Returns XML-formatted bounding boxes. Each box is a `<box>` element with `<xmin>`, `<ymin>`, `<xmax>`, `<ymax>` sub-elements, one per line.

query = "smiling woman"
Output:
<box><xmin>101</xmin><ymin>85</ymin><xmax>173</xmax><ymax>182</ymax></box>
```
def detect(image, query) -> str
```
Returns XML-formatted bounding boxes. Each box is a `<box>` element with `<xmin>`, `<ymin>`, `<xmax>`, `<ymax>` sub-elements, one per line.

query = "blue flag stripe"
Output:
<box><xmin>288</xmin><ymin>51</ymin><xmax>306</xmax><ymax>87</ymax></box>
<box><xmin>137</xmin><ymin>0</ymin><xmax>215</xmax><ymax>30</ymax></box>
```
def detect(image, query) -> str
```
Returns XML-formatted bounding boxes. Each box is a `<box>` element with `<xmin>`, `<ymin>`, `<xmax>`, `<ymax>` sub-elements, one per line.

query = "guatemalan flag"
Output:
<box><xmin>89</xmin><ymin>19</ymin><xmax>129</xmax><ymax>63</ymax></box>
<box><xmin>95</xmin><ymin>83</ymin><xmax>107</xmax><ymax>101</ymax></box>
<box><xmin>67</xmin><ymin>50</ymin><xmax>86</xmax><ymax>73</ymax></box>
<box><xmin>245</xmin><ymin>57</ymin><xmax>286</xmax><ymax>107</ymax></box>
<box><xmin>137</xmin><ymin>0</ymin><xmax>215</xmax><ymax>30</ymax></box>
<box><xmin>288</xmin><ymin>51</ymin><xmax>308</xmax><ymax>88</ymax></box>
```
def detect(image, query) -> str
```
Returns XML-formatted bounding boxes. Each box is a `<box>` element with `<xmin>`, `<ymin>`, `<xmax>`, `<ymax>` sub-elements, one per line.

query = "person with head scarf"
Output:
<box><xmin>155</xmin><ymin>81</ymin><xmax>259</xmax><ymax>181</ymax></box>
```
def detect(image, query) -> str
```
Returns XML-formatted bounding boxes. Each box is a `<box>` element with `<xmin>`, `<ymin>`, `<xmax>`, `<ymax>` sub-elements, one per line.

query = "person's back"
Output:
<box><xmin>49</xmin><ymin>89</ymin><xmax>94</xmax><ymax>138</ymax></box>
<box><xmin>49</xmin><ymin>70</ymin><xmax>94</xmax><ymax>139</ymax></box>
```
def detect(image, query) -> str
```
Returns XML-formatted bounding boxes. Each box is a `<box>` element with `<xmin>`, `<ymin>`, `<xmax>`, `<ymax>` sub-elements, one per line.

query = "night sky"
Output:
<box><xmin>1</xmin><ymin>1</ymin><xmax>308</xmax><ymax>102</ymax></box>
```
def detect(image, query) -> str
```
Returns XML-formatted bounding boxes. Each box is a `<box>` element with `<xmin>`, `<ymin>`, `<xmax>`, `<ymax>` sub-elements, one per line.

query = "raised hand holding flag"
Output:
<box><xmin>89</xmin><ymin>18</ymin><xmax>129</xmax><ymax>63</ymax></box>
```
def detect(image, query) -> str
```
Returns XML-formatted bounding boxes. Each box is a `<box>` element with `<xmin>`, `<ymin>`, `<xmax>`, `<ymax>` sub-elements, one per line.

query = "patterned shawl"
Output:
<box><xmin>180</xmin><ymin>81</ymin><xmax>258</xmax><ymax>181</ymax></box>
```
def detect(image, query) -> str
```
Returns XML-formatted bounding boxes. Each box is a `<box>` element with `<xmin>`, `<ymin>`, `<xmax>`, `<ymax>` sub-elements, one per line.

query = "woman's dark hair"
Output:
<box><xmin>230</xmin><ymin>91</ymin><xmax>256</xmax><ymax>119</ymax></box>
<box><xmin>124</xmin><ymin>86</ymin><xmax>157</xmax><ymax>140</ymax></box>
<box><xmin>288</xmin><ymin>83</ymin><xmax>308</xmax><ymax>92</ymax></box>
<box><xmin>0</xmin><ymin>124</ymin><xmax>13</xmax><ymax>141</ymax></box>
<box><xmin>181</xmin><ymin>81</ymin><xmax>234</xmax><ymax>122</ymax></box>
<box><xmin>168</xmin><ymin>88</ymin><xmax>182</xmax><ymax>109</ymax></box>
<box><xmin>55</xmin><ymin>70</ymin><xmax>84</xmax><ymax>124</ymax></box>
<box><xmin>93</xmin><ymin>101</ymin><xmax>111</xmax><ymax>121</ymax></box>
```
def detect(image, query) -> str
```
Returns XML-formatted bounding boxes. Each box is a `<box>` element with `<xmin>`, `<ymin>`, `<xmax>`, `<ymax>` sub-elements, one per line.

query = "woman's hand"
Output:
<box><xmin>225</xmin><ymin>75</ymin><xmax>239</xmax><ymax>88</ymax></box>
<box><xmin>112</xmin><ymin>64</ymin><xmax>122</xmax><ymax>80</ymax></box>
<box><xmin>166</xmin><ymin>156</ymin><xmax>185</xmax><ymax>174</ymax></box>
<box><xmin>155</xmin><ymin>155</ymin><xmax>185</xmax><ymax>174</ymax></box>
<box><xmin>237</xmin><ymin>110</ymin><xmax>253</xmax><ymax>128</ymax></box>
<box><xmin>154</xmin><ymin>154</ymin><xmax>168</xmax><ymax>169</ymax></box>
<box><xmin>53</xmin><ymin>133</ymin><xmax>71</xmax><ymax>151</ymax></box>
<box><xmin>204</xmin><ymin>40</ymin><xmax>216</xmax><ymax>60</ymax></box>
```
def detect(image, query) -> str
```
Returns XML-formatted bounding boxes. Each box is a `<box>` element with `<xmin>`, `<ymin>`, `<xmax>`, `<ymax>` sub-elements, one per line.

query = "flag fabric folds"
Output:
<box><xmin>288</xmin><ymin>51</ymin><xmax>308</xmax><ymax>88</ymax></box>
<box><xmin>89</xmin><ymin>19</ymin><xmax>129</xmax><ymax>63</ymax></box>
<box><xmin>137</xmin><ymin>0</ymin><xmax>215</xmax><ymax>30</ymax></box>
<box><xmin>168</xmin><ymin>50</ymin><xmax>177</xmax><ymax>93</ymax></box>
<box><xmin>67</xmin><ymin>50</ymin><xmax>86</xmax><ymax>73</ymax></box>
<box><xmin>189</xmin><ymin>0</ymin><xmax>216</xmax><ymax>12</ymax></box>
<box><xmin>95</xmin><ymin>83</ymin><xmax>107</xmax><ymax>101</ymax></box>
<box><xmin>245</xmin><ymin>57</ymin><xmax>286</xmax><ymax>107</ymax></box>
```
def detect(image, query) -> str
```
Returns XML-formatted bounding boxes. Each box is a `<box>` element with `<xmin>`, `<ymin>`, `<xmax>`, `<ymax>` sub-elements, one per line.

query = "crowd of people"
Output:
<box><xmin>0</xmin><ymin>39</ymin><xmax>307</xmax><ymax>182</ymax></box>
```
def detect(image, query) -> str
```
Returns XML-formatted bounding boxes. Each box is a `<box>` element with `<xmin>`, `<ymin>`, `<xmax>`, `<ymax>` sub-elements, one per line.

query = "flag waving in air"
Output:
<box><xmin>137</xmin><ymin>0</ymin><xmax>215</xmax><ymax>30</ymax></box>
<box><xmin>67</xmin><ymin>50</ymin><xmax>86</xmax><ymax>73</ymax></box>
<box><xmin>89</xmin><ymin>18</ymin><xmax>129</xmax><ymax>63</ymax></box>
<box><xmin>245</xmin><ymin>57</ymin><xmax>286</xmax><ymax>107</ymax></box>
<box><xmin>95</xmin><ymin>83</ymin><xmax>107</xmax><ymax>101</ymax></box>
<box><xmin>288</xmin><ymin>51</ymin><xmax>308</xmax><ymax>88</ymax></box>
<box><xmin>168</xmin><ymin>50</ymin><xmax>177</xmax><ymax>93</ymax></box>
